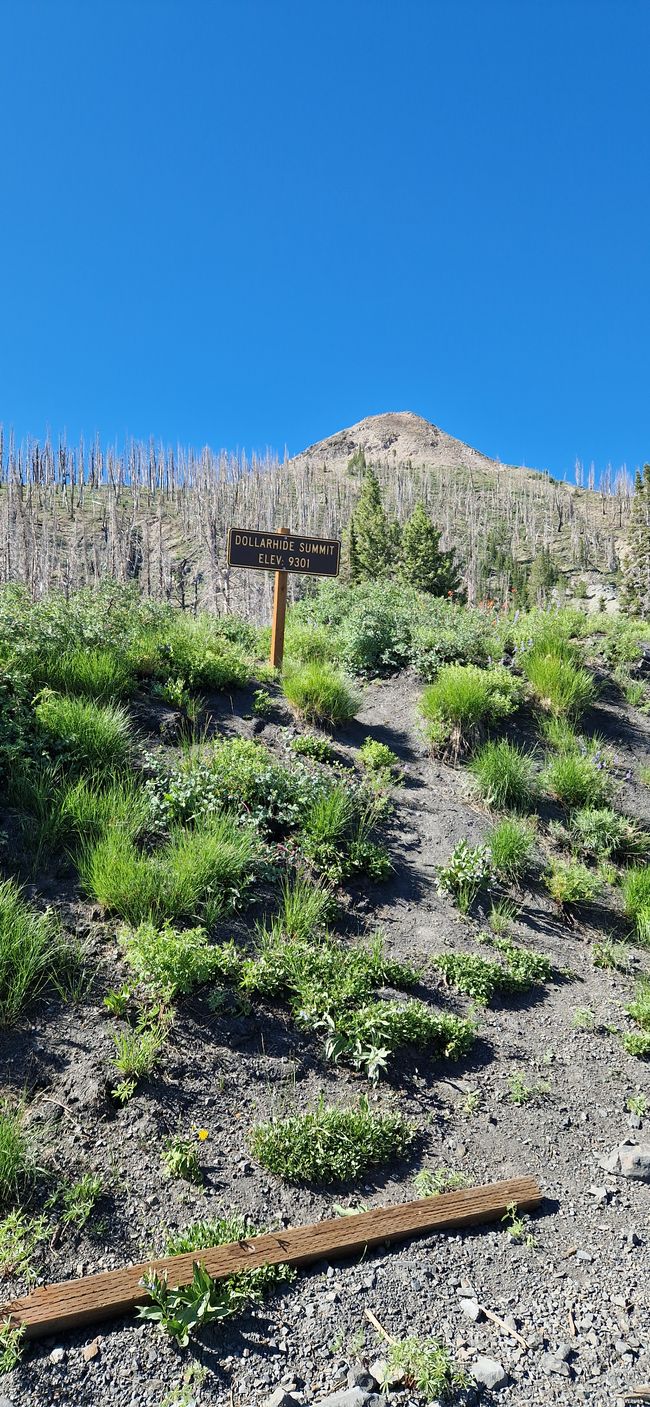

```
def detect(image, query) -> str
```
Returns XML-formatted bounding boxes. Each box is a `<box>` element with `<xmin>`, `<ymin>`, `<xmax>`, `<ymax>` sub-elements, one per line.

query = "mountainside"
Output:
<box><xmin>0</xmin><ymin>411</ymin><xmax>634</xmax><ymax>611</ymax></box>
<box><xmin>290</xmin><ymin>410</ymin><xmax>526</xmax><ymax>478</ymax></box>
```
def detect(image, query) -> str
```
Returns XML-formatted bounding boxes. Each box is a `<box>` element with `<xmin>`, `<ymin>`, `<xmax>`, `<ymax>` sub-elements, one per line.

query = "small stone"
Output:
<box><xmin>347</xmin><ymin>1366</ymin><xmax>374</xmax><ymax>1391</ymax></box>
<box><xmin>541</xmin><ymin>1354</ymin><xmax>572</xmax><ymax>1378</ymax></box>
<box><xmin>82</xmin><ymin>1337</ymin><xmax>101</xmax><ymax>1362</ymax></box>
<box><xmin>49</xmin><ymin>1347</ymin><xmax>65</xmax><ymax>1364</ymax></box>
<box><xmin>369</xmin><ymin>1359</ymin><xmax>404</xmax><ymax>1388</ymax></box>
<box><xmin>619</xmin><ymin>1144</ymin><xmax>650</xmax><ymax>1181</ymax></box>
<box><xmin>0</xmin><ymin>1397</ymin><xmax>17</xmax><ymax>1407</ymax></box>
<box><xmin>459</xmin><ymin>1297</ymin><xmax>482</xmax><ymax>1322</ymax></box>
<box><xmin>314</xmin><ymin>1391</ymin><xmax>382</xmax><ymax>1407</ymax></box>
<box><xmin>264</xmin><ymin>1391</ymin><xmax>295</xmax><ymax>1407</ymax></box>
<box><xmin>472</xmin><ymin>1357</ymin><xmax>508</xmax><ymax>1391</ymax></box>
<box><xmin>554</xmin><ymin>1343</ymin><xmax>573</xmax><ymax>1362</ymax></box>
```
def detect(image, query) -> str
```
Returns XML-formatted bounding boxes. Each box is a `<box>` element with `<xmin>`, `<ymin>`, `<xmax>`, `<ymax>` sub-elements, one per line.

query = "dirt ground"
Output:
<box><xmin>1</xmin><ymin>671</ymin><xmax>649</xmax><ymax>1407</ymax></box>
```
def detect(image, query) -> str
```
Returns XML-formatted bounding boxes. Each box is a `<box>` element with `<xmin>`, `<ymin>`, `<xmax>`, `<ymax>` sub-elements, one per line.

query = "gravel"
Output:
<box><xmin>2</xmin><ymin>672</ymin><xmax>649</xmax><ymax>1407</ymax></box>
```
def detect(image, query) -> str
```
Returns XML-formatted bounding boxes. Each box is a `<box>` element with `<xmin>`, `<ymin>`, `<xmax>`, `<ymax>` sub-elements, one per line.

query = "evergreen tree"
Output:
<box><xmin>621</xmin><ymin>465</ymin><xmax>650</xmax><ymax>616</ymax></box>
<box><xmin>527</xmin><ymin>547</ymin><xmax>560</xmax><ymax>606</ymax></box>
<box><xmin>348</xmin><ymin>468</ymin><xmax>397</xmax><ymax>580</ymax></box>
<box><xmin>399</xmin><ymin>501</ymin><xmax>464</xmax><ymax>597</ymax></box>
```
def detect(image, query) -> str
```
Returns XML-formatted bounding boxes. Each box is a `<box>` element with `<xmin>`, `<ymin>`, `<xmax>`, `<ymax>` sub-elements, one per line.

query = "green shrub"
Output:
<box><xmin>470</xmin><ymin>739</ymin><xmax>537</xmax><ymax>811</ymax></box>
<box><xmin>322</xmin><ymin>1002</ymin><xmax>474</xmax><ymax>1081</ymax></box>
<box><xmin>488</xmin><ymin>817</ymin><xmax>535</xmax><ymax>881</ymax></box>
<box><xmin>283</xmin><ymin>663</ymin><xmax>360</xmax><ymax>726</ymax></box>
<box><xmin>541</xmin><ymin>748</ymin><xmax>612</xmax><ymax>809</ymax></box>
<box><xmin>570</xmin><ymin>807</ymin><xmax>650</xmax><ymax>863</ymax></box>
<box><xmin>0</xmin><ymin>880</ymin><xmax>71</xmax><ymax>1023</ymax></box>
<box><xmin>433</xmin><ymin>940</ymin><xmax>551</xmax><ymax>1005</ymax></box>
<box><xmin>544</xmin><ymin>858</ymin><xmax>600</xmax><ymax>910</ymax></box>
<box><xmin>289</xmin><ymin>733</ymin><xmax>335</xmax><ymax>764</ymax></box>
<box><xmin>249</xmin><ymin>1097</ymin><xmax>413</xmax><ymax>1184</ymax></box>
<box><xmin>621</xmin><ymin>867</ymin><xmax>650</xmax><ymax>945</ymax></box>
<box><xmin>382</xmin><ymin>1336</ymin><xmax>468</xmax><ymax>1399</ymax></box>
<box><xmin>162</xmin><ymin>1215</ymin><xmax>294</xmax><ymax>1301</ymax></box>
<box><xmin>79</xmin><ymin>814</ymin><xmax>261</xmax><ymax>923</ymax></box>
<box><xmin>436</xmin><ymin>840</ymin><xmax>493</xmax><ymax>912</ymax></box>
<box><xmin>130</xmin><ymin>613</ymin><xmax>251</xmax><ymax>690</ymax></box>
<box><xmin>522</xmin><ymin>650</ymin><xmax>595</xmax><ymax>719</ymax></box>
<box><xmin>120</xmin><ymin>921</ymin><xmax>241</xmax><ymax>1000</ymax></box>
<box><xmin>419</xmin><ymin>665</ymin><xmax>521</xmax><ymax>755</ymax></box>
<box><xmin>34</xmin><ymin>647</ymin><xmax>134</xmax><ymax>700</ymax></box>
<box><xmin>35</xmin><ymin>692</ymin><xmax>133</xmax><ymax>773</ymax></box>
<box><xmin>623</xmin><ymin>977</ymin><xmax>650</xmax><ymax>1056</ymax></box>
<box><xmin>359</xmin><ymin>736</ymin><xmax>400</xmax><ymax>777</ymax></box>
<box><xmin>146</xmin><ymin>737</ymin><xmax>322</xmax><ymax>836</ymax></box>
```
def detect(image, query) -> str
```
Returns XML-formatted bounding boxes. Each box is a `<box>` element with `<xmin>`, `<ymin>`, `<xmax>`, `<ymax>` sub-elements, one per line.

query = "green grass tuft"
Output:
<box><xmin>488</xmin><ymin>816</ymin><xmax>536</xmax><ymax>881</ymax></box>
<box><xmin>35</xmin><ymin>691</ymin><xmax>133</xmax><ymax>773</ymax></box>
<box><xmin>282</xmin><ymin>662</ymin><xmax>360</xmax><ymax>726</ymax></box>
<box><xmin>0</xmin><ymin>879</ymin><xmax>72</xmax><ymax>1023</ymax></box>
<box><xmin>621</xmin><ymin>867</ymin><xmax>650</xmax><ymax>945</ymax></box>
<box><xmin>470</xmin><ymin>739</ymin><xmax>537</xmax><ymax>811</ymax></box>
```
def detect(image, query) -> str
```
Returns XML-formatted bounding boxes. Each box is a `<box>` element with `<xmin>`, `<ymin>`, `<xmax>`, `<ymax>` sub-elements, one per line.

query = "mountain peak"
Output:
<box><xmin>290</xmin><ymin>410</ymin><xmax>513</xmax><ymax>475</ymax></box>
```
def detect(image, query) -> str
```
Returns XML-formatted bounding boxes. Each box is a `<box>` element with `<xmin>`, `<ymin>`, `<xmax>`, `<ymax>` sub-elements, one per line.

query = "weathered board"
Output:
<box><xmin>227</xmin><ymin>528</ymin><xmax>341</xmax><ymax>578</ymax></box>
<box><xmin>1</xmin><ymin>1176</ymin><xmax>541</xmax><ymax>1340</ymax></box>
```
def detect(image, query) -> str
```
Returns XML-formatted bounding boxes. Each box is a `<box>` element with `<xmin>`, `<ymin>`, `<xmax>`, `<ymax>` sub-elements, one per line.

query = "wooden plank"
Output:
<box><xmin>1</xmin><ymin>1176</ymin><xmax>541</xmax><ymax>1340</ymax></box>
<box><xmin>269</xmin><ymin>527</ymin><xmax>289</xmax><ymax>668</ymax></box>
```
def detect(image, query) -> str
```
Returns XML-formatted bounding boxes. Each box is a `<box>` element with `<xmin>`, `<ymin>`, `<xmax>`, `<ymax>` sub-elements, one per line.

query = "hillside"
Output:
<box><xmin>0</xmin><ymin>413</ymin><xmax>634</xmax><ymax>612</ymax></box>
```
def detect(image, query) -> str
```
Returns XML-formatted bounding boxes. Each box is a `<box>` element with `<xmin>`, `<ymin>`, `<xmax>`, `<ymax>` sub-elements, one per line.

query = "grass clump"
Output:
<box><xmin>131</xmin><ymin>613</ymin><xmax>251</xmax><ymax>691</ymax></box>
<box><xmin>470</xmin><ymin>739</ymin><xmax>537</xmax><ymax>811</ymax></box>
<box><xmin>298</xmin><ymin>783</ymin><xmax>390</xmax><ymax>883</ymax></box>
<box><xmin>621</xmin><ymin>867</ymin><xmax>650</xmax><ymax>945</ymax></box>
<box><xmin>111</xmin><ymin>1011</ymin><xmax>171</xmax><ymax>1100</ymax></box>
<box><xmin>34</xmin><ymin>646</ymin><xmax>134</xmax><ymax>701</ymax></box>
<box><xmin>570</xmin><ymin>807</ymin><xmax>650</xmax><ymax>863</ymax></box>
<box><xmin>35</xmin><ymin>691</ymin><xmax>133</xmax><ymax>774</ymax></box>
<box><xmin>419</xmin><ymin>664</ymin><xmax>521</xmax><ymax>756</ymax></box>
<box><xmin>80</xmin><ymin>814</ymin><xmax>261</xmax><ymax>924</ymax></box>
<box><xmin>282</xmin><ymin>663</ymin><xmax>360</xmax><ymax>726</ymax></box>
<box><xmin>249</xmin><ymin>1097</ymin><xmax>413</xmax><ymax>1184</ymax></box>
<box><xmin>541</xmin><ymin>747</ymin><xmax>612</xmax><ymax>809</ymax></box>
<box><xmin>0</xmin><ymin>880</ymin><xmax>71</xmax><ymax>1023</ymax></box>
<box><xmin>488</xmin><ymin>817</ymin><xmax>535</xmax><ymax>882</ymax></box>
<box><xmin>436</xmin><ymin>840</ymin><xmax>493</xmax><ymax>912</ymax></box>
<box><xmin>0</xmin><ymin>1102</ymin><xmax>32</xmax><ymax>1209</ymax></box>
<box><xmin>522</xmin><ymin>649</ymin><xmax>596</xmax><ymax>719</ymax></box>
<box><xmin>120</xmin><ymin>921</ymin><xmax>241</xmax><ymax>1000</ymax></box>
<box><xmin>544</xmin><ymin>858</ymin><xmax>600</xmax><ymax>912</ymax></box>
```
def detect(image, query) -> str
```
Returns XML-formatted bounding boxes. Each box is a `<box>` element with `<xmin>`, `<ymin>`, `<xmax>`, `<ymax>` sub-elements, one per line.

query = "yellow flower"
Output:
<box><xmin>197</xmin><ymin>1128</ymin><xmax>209</xmax><ymax>1141</ymax></box>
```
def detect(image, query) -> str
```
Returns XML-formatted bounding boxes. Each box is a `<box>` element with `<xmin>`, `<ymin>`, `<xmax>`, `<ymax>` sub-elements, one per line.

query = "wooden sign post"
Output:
<box><xmin>227</xmin><ymin>526</ymin><xmax>341</xmax><ymax>670</ymax></box>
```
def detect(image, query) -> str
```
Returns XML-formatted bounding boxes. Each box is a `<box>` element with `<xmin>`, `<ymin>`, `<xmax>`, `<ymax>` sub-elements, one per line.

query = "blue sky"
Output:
<box><xmin>0</xmin><ymin>0</ymin><xmax>648</xmax><ymax>479</ymax></box>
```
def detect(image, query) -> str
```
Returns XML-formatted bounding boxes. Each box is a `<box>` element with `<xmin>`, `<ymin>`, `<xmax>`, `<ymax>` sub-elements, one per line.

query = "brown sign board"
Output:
<box><xmin>227</xmin><ymin>527</ymin><xmax>340</xmax><ymax>578</ymax></box>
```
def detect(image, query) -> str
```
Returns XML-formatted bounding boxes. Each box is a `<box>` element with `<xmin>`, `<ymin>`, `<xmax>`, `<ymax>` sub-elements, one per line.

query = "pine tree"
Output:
<box><xmin>620</xmin><ymin>465</ymin><xmax>650</xmax><ymax>616</ymax></box>
<box><xmin>527</xmin><ymin>547</ymin><xmax>560</xmax><ymax>606</ymax></box>
<box><xmin>399</xmin><ymin>501</ymin><xmax>464</xmax><ymax>597</ymax></box>
<box><xmin>348</xmin><ymin>468</ymin><xmax>397</xmax><ymax>580</ymax></box>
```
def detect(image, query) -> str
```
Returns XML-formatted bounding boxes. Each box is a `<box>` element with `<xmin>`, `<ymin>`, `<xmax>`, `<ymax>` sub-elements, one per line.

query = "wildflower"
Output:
<box><xmin>197</xmin><ymin>1128</ymin><xmax>209</xmax><ymax>1141</ymax></box>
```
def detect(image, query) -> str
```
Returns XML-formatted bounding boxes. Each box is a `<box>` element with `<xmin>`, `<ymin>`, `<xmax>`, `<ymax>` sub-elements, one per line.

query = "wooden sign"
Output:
<box><xmin>227</xmin><ymin>529</ymin><xmax>340</xmax><ymax>578</ymax></box>
<box><xmin>226</xmin><ymin>526</ymin><xmax>341</xmax><ymax>669</ymax></box>
<box><xmin>1</xmin><ymin>1177</ymin><xmax>541</xmax><ymax>1340</ymax></box>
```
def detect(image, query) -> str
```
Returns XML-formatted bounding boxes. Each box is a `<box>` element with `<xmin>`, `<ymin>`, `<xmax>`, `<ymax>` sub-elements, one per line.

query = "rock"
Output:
<box><xmin>459</xmin><ymin>1296</ymin><xmax>482</xmax><ymax>1322</ymax></box>
<box><xmin>49</xmin><ymin>1347</ymin><xmax>65</xmax><ymax>1364</ymax></box>
<box><xmin>314</xmin><ymin>1391</ymin><xmax>382</xmax><ymax>1407</ymax></box>
<box><xmin>0</xmin><ymin>1397</ymin><xmax>17</xmax><ymax>1407</ymax></box>
<box><xmin>264</xmin><ymin>1392</ymin><xmax>295</xmax><ymax>1407</ymax></box>
<box><xmin>82</xmin><ymin>1337</ymin><xmax>101</xmax><ymax>1362</ymax></box>
<box><xmin>368</xmin><ymin>1359</ymin><xmax>405</xmax><ymax>1388</ymax></box>
<box><xmin>554</xmin><ymin>1343</ymin><xmax>574</xmax><ymax>1362</ymax></box>
<box><xmin>346</xmin><ymin>1367</ymin><xmax>375</xmax><ymax>1391</ymax></box>
<box><xmin>472</xmin><ymin>1357</ymin><xmax>509</xmax><ymax>1390</ymax></box>
<box><xmin>541</xmin><ymin>1354</ymin><xmax>572</xmax><ymax>1378</ymax></box>
<box><xmin>599</xmin><ymin>1141</ymin><xmax>650</xmax><ymax>1181</ymax></box>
